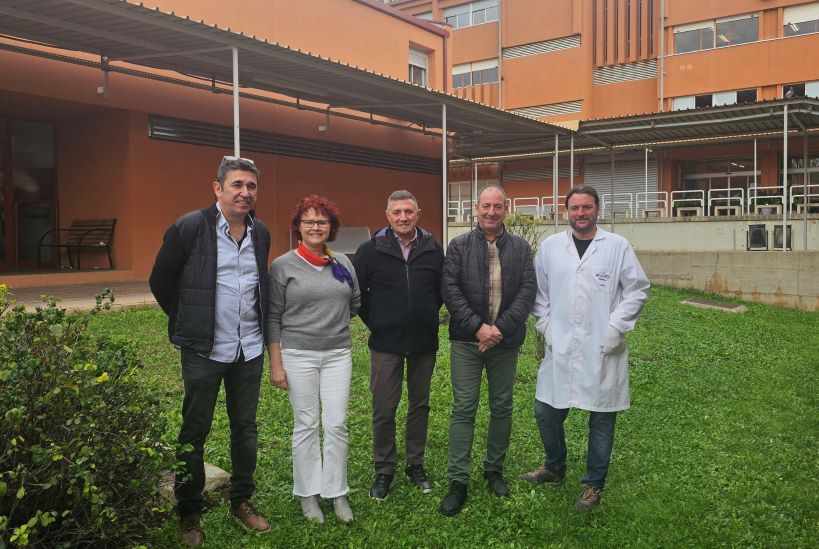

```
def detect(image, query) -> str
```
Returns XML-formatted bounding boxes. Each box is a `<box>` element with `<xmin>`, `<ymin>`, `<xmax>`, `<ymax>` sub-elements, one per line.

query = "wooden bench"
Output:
<box><xmin>38</xmin><ymin>218</ymin><xmax>116</xmax><ymax>270</ymax></box>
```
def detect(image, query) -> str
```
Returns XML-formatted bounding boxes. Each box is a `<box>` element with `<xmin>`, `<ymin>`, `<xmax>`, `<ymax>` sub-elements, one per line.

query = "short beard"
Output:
<box><xmin>570</xmin><ymin>217</ymin><xmax>597</xmax><ymax>235</ymax></box>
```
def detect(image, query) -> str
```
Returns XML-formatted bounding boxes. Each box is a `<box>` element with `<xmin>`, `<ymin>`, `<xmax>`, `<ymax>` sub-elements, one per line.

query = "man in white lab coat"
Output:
<box><xmin>522</xmin><ymin>185</ymin><xmax>649</xmax><ymax>511</ymax></box>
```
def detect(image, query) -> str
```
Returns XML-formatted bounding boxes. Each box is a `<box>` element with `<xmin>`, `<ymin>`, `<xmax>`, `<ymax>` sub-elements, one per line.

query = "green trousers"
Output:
<box><xmin>447</xmin><ymin>341</ymin><xmax>519</xmax><ymax>484</ymax></box>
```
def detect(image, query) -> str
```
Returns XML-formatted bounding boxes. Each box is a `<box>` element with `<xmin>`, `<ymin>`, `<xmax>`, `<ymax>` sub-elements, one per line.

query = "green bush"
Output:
<box><xmin>0</xmin><ymin>286</ymin><xmax>176</xmax><ymax>548</ymax></box>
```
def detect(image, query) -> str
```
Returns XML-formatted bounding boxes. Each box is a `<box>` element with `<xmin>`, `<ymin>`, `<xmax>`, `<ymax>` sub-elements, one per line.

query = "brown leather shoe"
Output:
<box><xmin>230</xmin><ymin>500</ymin><xmax>271</xmax><ymax>532</ymax></box>
<box><xmin>179</xmin><ymin>513</ymin><xmax>204</xmax><ymax>547</ymax></box>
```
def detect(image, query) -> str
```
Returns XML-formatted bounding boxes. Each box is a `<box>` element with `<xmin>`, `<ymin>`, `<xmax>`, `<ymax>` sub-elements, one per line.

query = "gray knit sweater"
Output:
<box><xmin>266</xmin><ymin>250</ymin><xmax>361</xmax><ymax>350</ymax></box>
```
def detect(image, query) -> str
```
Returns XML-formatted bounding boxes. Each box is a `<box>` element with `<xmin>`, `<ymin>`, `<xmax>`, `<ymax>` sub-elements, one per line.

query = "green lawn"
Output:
<box><xmin>88</xmin><ymin>286</ymin><xmax>819</xmax><ymax>548</ymax></box>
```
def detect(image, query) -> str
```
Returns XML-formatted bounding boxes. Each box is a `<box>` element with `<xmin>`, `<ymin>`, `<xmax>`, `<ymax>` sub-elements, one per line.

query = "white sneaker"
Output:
<box><xmin>333</xmin><ymin>495</ymin><xmax>354</xmax><ymax>523</ymax></box>
<box><xmin>300</xmin><ymin>495</ymin><xmax>324</xmax><ymax>523</ymax></box>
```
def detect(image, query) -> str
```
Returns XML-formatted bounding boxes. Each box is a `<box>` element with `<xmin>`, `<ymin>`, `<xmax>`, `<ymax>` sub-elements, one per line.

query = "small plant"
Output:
<box><xmin>0</xmin><ymin>285</ymin><xmax>176</xmax><ymax>548</ymax></box>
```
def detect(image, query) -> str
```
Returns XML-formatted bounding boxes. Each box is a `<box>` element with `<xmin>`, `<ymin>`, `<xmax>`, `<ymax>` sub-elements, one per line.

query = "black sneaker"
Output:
<box><xmin>404</xmin><ymin>464</ymin><xmax>432</xmax><ymax>494</ymax></box>
<box><xmin>484</xmin><ymin>471</ymin><xmax>509</xmax><ymax>497</ymax></box>
<box><xmin>438</xmin><ymin>481</ymin><xmax>467</xmax><ymax>516</ymax></box>
<box><xmin>370</xmin><ymin>473</ymin><xmax>393</xmax><ymax>500</ymax></box>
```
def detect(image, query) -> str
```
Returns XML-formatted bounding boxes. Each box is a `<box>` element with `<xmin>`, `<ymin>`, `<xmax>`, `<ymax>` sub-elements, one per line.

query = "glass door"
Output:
<box><xmin>0</xmin><ymin>119</ymin><xmax>57</xmax><ymax>271</ymax></box>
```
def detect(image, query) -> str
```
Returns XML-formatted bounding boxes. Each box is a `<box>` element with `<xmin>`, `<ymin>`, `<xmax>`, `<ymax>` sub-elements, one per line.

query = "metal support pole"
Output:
<box><xmin>570</xmin><ymin>133</ymin><xmax>575</xmax><ymax>188</ymax></box>
<box><xmin>804</xmin><ymin>129</ymin><xmax>809</xmax><ymax>250</ymax></box>
<box><xmin>442</xmin><ymin>103</ymin><xmax>448</xmax><ymax>246</ymax></box>
<box><xmin>553</xmin><ymin>133</ymin><xmax>559</xmax><ymax>231</ymax></box>
<box><xmin>753</xmin><ymin>138</ymin><xmax>757</xmax><ymax>215</ymax></box>
<box><xmin>473</xmin><ymin>161</ymin><xmax>478</xmax><ymax>228</ymax></box>
<box><xmin>782</xmin><ymin>106</ymin><xmax>788</xmax><ymax>251</ymax></box>
<box><xmin>645</xmin><ymin>147</ymin><xmax>649</xmax><ymax>195</ymax></box>
<box><xmin>610</xmin><ymin>148</ymin><xmax>615</xmax><ymax>232</ymax></box>
<box><xmin>232</xmin><ymin>46</ymin><xmax>240</xmax><ymax>156</ymax></box>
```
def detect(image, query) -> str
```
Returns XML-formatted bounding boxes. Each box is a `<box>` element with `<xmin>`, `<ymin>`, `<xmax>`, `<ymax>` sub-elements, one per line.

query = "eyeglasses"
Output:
<box><xmin>300</xmin><ymin>220</ymin><xmax>330</xmax><ymax>228</ymax></box>
<box><xmin>221</xmin><ymin>155</ymin><xmax>256</xmax><ymax>166</ymax></box>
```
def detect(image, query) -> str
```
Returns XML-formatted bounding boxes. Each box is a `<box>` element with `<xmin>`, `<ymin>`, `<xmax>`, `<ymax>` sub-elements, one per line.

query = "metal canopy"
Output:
<box><xmin>576</xmin><ymin>99</ymin><xmax>819</xmax><ymax>149</ymax></box>
<box><xmin>0</xmin><ymin>0</ymin><xmax>570</xmax><ymax>155</ymax></box>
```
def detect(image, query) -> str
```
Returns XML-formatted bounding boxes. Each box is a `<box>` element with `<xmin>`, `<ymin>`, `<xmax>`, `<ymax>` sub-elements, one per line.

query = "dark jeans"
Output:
<box><xmin>534</xmin><ymin>399</ymin><xmax>617</xmax><ymax>489</ymax></box>
<box><xmin>176</xmin><ymin>349</ymin><xmax>263</xmax><ymax>517</ymax></box>
<box><xmin>370</xmin><ymin>349</ymin><xmax>436</xmax><ymax>475</ymax></box>
<box><xmin>448</xmin><ymin>342</ymin><xmax>519</xmax><ymax>484</ymax></box>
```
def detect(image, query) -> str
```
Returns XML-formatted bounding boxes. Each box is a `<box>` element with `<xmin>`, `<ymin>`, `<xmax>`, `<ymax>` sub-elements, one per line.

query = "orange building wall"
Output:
<box><xmin>141</xmin><ymin>0</ymin><xmax>448</xmax><ymax>90</ymax></box>
<box><xmin>664</xmin><ymin>0</ymin><xmax>809</xmax><ymax>26</ymax></box>
<box><xmin>502</xmin><ymin>0</ymin><xmax>576</xmax><ymax>45</ymax></box>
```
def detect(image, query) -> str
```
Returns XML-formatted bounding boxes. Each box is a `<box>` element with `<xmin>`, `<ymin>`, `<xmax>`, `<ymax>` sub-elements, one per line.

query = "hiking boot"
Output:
<box><xmin>484</xmin><ymin>471</ymin><xmax>510</xmax><ymax>497</ymax></box>
<box><xmin>575</xmin><ymin>484</ymin><xmax>603</xmax><ymax>511</ymax></box>
<box><xmin>300</xmin><ymin>495</ymin><xmax>324</xmax><ymax>523</ymax></box>
<box><xmin>405</xmin><ymin>464</ymin><xmax>432</xmax><ymax>494</ymax></box>
<box><xmin>179</xmin><ymin>513</ymin><xmax>204</xmax><ymax>547</ymax></box>
<box><xmin>438</xmin><ymin>481</ymin><xmax>467</xmax><ymax>516</ymax></box>
<box><xmin>230</xmin><ymin>500</ymin><xmax>271</xmax><ymax>532</ymax></box>
<box><xmin>370</xmin><ymin>473</ymin><xmax>393</xmax><ymax>500</ymax></box>
<box><xmin>333</xmin><ymin>495</ymin><xmax>354</xmax><ymax>523</ymax></box>
<box><xmin>520</xmin><ymin>465</ymin><xmax>565</xmax><ymax>485</ymax></box>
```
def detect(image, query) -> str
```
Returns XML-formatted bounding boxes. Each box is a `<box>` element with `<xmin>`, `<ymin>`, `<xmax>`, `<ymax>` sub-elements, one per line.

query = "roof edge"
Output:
<box><xmin>350</xmin><ymin>0</ymin><xmax>448</xmax><ymax>37</ymax></box>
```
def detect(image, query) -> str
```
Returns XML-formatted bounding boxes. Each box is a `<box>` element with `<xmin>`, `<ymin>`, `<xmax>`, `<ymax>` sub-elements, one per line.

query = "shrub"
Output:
<box><xmin>0</xmin><ymin>286</ymin><xmax>176</xmax><ymax>548</ymax></box>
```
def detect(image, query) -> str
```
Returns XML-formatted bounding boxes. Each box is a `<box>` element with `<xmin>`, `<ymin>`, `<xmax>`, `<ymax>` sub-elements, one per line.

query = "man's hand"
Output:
<box><xmin>600</xmin><ymin>325</ymin><xmax>625</xmax><ymax>355</ymax></box>
<box><xmin>476</xmin><ymin>323</ymin><xmax>503</xmax><ymax>352</ymax></box>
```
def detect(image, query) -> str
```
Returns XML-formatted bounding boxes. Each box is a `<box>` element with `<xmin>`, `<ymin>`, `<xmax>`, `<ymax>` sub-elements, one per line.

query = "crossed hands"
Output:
<box><xmin>476</xmin><ymin>323</ymin><xmax>503</xmax><ymax>352</ymax></box>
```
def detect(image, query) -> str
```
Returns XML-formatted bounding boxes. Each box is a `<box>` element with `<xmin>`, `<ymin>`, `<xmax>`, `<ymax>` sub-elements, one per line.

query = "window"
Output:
<box><xmin>783</xmin><ymin>80</ymin><xmax>819</xmax><ymax>98</ymax></box>
<box><xmin>444</xmin><ymin>1</ymin><xmax>498</xmax><ymax>30</ymax></box>
<box><xmin>784</xmin><ymin>3</ymin><xmax>819</xmax><ymax>36</ymax></box>
<box><xmin>674</xmin><ymin>14</ymin><xmax>758</xmax><ymax>54</ymax></box>
<box><xmin>415</xmin><ymin>11</ymin><xmax>433</xmax><ymax>21</ymax></box>
<box><xmin>674</xmin><ymin>21</ymin><xmax>715</xmax><ymax>54</ymax></box>
<box><xmin>409</xmin><ymin>48</ymin><xmax>428</xmax><ymax>87</ymax></box>
<box><xmin>452</xmin><ymin>59</ymin><xmax>499</xmax><ymax>88</ymax></box>
<box><xmin>674</xmin><ymin>89</ymin><xmax>757</xmax><ymax>110</ymax></box>
<box><xmin>716</xmin><ymin>15</ymin><xmax>758</xmax><ymax>47</ymax></box>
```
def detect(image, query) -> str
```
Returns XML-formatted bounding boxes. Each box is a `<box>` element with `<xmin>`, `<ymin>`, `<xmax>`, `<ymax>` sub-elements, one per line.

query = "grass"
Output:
<box><xmin>87</xmin><ymin>286</ymin><xmax>819</xmax><ymax>548</ymax></box>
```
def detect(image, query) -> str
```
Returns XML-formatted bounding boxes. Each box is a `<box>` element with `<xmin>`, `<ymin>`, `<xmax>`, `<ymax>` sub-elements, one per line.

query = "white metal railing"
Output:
<box><xmin>460</xmin><ymin>199</ymin><xmax>475</xmax><ymax>221</ymax></box>
<box><xmin>670</xmin><ymin>189</ymin><xmax>705</xmax><ymax>214</ymax></box>
<box><xmin>540</xmin><ymin>195</ymin><xmax>567</xmax><ymax>217</ymax></box>
<box><xmin>635</xmin><ymin>191</ymin><xmax>669</xmax><ymax>216</ymax></box>
<box><xmin>708</xmin><ymin>188</ymin><xmax>744</xmax><ymax>215</ymax></box>
<box><xmin>789</xmin><ymin>183</ymin><xmax>819</xmax><ymax>212</ymax></box>
<box><xmin>747</xmin><ymin>186</ymin><xmax>784</xmax><ymax>214</ymax></box>
<box><xmin>512</xmin><ymin>196</ymin><xmax>540</xmax><ymax>217</ymax></box>
<box><xmin>600</xmin><ymin>193</ymin><xmax>633</xmax><ymax>218</ymax></box>
<box><xmin>447</xmin><ymin>200</ymin><xmax>461</xmax><ymax>221</ymax></box>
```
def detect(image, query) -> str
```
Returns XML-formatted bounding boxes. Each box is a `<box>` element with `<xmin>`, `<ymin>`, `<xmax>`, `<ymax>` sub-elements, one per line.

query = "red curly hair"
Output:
<box><xmin>290</xmin><ymin>195</ymin><xmax>341</xmax><ymax>243</ymax></box>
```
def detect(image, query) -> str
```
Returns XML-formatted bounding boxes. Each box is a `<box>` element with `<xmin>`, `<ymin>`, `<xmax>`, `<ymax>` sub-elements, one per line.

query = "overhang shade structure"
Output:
<box><xmin>0</xmin><ymin>0</ymin><xmax>571</xmax><ymax>241</ymax></box>
<box><xmin>0</xmin><ymin>0</ymin><xmax>570</xmax><ymax>154</ymax></box>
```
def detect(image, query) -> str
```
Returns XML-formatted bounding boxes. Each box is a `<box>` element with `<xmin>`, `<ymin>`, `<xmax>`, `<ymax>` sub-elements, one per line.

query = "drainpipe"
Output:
<box><xmin>498</xmin><ymin>0</ymin><xmax>503</xmax><ymax>109</ymax></box>
<box><xmin>659</xmin><ymin>0</ymin><xmax>665</xmax><ymax>112</ymax></box>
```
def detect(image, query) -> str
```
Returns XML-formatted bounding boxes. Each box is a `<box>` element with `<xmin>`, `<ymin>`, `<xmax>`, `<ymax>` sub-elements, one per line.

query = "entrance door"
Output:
<box><xmin>0</xmin><ymin>119</ymin><xmax>57</xmax><ymax>271</ymax></box>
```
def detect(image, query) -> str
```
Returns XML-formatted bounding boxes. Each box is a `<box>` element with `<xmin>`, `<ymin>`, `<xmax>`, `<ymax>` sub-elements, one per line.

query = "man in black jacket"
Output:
<box><xmin>439</xmin><ymin>185</ymin><xmax>536</xmax><ymax>517</ymax></box>
<box><xmin>353</xmin><ymin>190</ymin><xmax>444</xmax><ymax>501</ymax></box>
<box><xmin>149</xmin><ymin>156</ymin><xmax>271</xmax><ymax>547</ymax></box>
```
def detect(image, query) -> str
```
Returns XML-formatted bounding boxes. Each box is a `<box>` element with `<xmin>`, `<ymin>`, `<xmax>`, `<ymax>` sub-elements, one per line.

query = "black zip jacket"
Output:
<box><xmin>353</xmin><ymin>226</ymin><xmax>444</xmax><ymax>355</ymax></box>
<box><xmin>443</xmin><ymin>225</ymin><xmax>536</xmax><ymax>348</ymax></box>
<box><xmin>149</xmin><ymin>203</ymin><xmax>271</xmax><ymax>355</ymax></box>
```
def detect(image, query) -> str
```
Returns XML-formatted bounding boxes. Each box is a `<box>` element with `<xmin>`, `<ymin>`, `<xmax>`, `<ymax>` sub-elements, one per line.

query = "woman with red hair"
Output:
<box><xmin>266</xmin><ymin>195</ymin><xmax>360</xmax><ymax>524</ymax></box>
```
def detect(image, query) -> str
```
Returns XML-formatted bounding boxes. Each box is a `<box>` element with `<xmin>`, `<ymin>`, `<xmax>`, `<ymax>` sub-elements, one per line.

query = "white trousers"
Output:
<box><xmin>281</xmin><ymin>347</ymin><xmax>352</xmax><ymax>498</ymax></box>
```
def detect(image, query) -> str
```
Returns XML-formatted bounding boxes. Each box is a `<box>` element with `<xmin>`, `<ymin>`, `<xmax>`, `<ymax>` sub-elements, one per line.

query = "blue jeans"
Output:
<box><xmin>534</xmin><ymin>399</ymin><xmax>617</xmax><ymax>489</ymax></box>
<box><xmin>176</xmin><ymin>349</ymin><xmax>263</xmax><ymax>516</ymax></box>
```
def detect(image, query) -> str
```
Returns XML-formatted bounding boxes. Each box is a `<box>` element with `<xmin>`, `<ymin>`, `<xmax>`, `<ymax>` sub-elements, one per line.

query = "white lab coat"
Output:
<box><xmin>533</xmin><ymin>228</ymin><xmax>649</xmax><ymax>412</ymax></box>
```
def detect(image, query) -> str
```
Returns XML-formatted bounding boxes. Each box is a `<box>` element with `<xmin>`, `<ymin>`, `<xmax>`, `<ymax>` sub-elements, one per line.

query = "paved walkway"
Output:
<box><xmin>7</xmin><ymin>280</ymin><xmax>156</xmax><ymax>312</ymax></box>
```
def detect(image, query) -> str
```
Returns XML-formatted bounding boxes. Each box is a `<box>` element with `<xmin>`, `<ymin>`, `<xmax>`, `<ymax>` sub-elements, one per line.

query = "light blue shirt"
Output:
<box><xmin>210</xmin><ymin>203</ymin><xmax>263</xmax><ymax>363</ymax></box>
